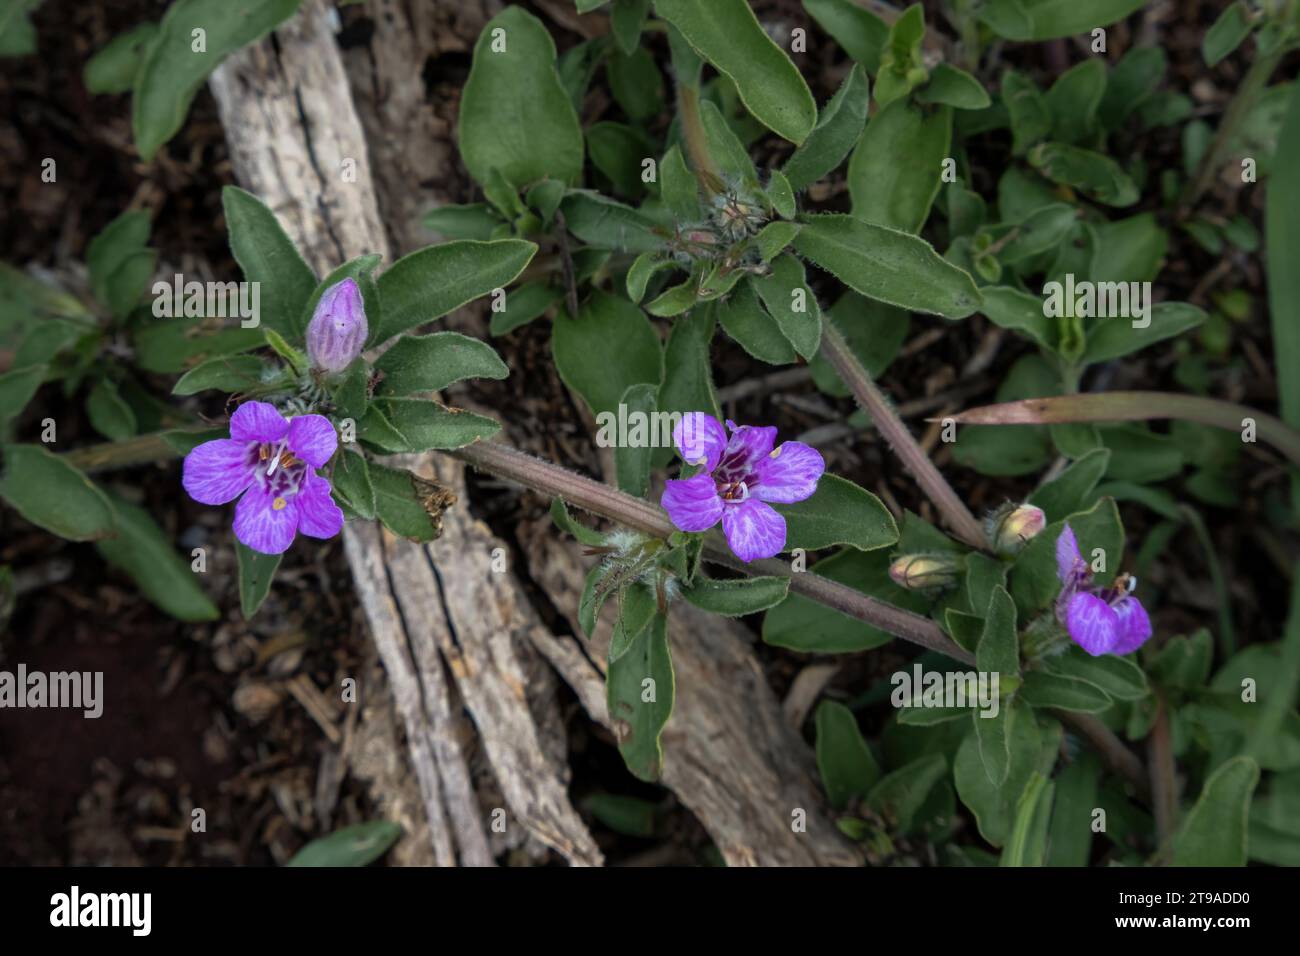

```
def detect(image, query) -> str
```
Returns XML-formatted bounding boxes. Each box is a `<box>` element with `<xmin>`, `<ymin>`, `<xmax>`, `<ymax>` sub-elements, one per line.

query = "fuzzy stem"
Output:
<box><xmin>57</xmin><ymin>429</ymin><xmax>1151</xmax><ymax>796</ymax></box>
<box><xmin>1148</xmin><ymin>692</ymin><xmax>1177</xmax><ymax>859</ymax></box>
<box><xmin>677</xmin><ymin>84</ymin><xmax>726</xmax><ymax>197</ymax></box>
<box><xmin>1180</xmin><ymin>38</ymin><xmax>1288</xmax><ymax>212</ymax></box>
<box><xmin>820</xmin><ymin>323</ymin><xmax>988</xmax><ymax>550</ymax></box>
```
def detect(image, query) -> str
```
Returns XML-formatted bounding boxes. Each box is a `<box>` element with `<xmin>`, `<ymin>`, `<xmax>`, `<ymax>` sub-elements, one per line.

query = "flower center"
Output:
<box><xmin>249</xmin><ymin>441</ymin><xmax>307</xmax><ymax>499</ymax></box>
<box><xmin>718</xmin><ymin>479</ymin><xmax>750</xmax><ymax>502</ymax></box>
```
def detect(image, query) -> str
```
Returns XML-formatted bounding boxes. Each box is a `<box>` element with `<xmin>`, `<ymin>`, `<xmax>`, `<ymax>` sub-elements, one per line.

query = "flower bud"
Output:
<box><xmin>306</xmin><ymin>277</ymin><xmax>367</xmax><ymax>373</ymax></box>
<box><xmin>889</xmin><ymin>553</ymin><xmax>962</xmax><ymax>592</ymax></box>
<box><xmin>989</xmin><ymin>503</ymin><xmax>1047</xmax><ymax>556</ymax></box>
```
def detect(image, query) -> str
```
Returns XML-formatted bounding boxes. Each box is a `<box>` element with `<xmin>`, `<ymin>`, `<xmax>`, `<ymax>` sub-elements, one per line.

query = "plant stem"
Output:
<box><xmin>1148</xmin><ymin>692</ymin><xmax>1177</xmax><ymax>859</ymax></box>
<box><xmin>1180</xmin><ymin>39</ymin><xmax>1288</xmax><ymax>212</ymax></box>
<box><xmin>820</xmin><ymin>324</ymin><xmax>988</xmax><ymax>550</ymax></box>
<box><xmin>64</xmin><ymin>430</ymin><xmax>204</xmax><ymax>473</ymax></box>
<box><xmin>677</xmin><ymin>83</ymin><xmax>725</xmax><ymax>196</ymax></box>
<box><xmin>451</xmin><ymin>441</ymin><xmax>970</xmax><ymax>658</ymax></box>
<box><xmin>57</xmin><ymin>429</ymin><xmax>1152</xmax><ymax>796</ymax></box>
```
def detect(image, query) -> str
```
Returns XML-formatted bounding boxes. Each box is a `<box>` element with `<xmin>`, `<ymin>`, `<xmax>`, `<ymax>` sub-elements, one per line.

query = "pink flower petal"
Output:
<box><xmin>753</xmin><ymin>441</ymin><xmax>824</xmax><ymax>504</ymax></box>
<box><xmin>1056</xmin><ymin>523</ymin><xmax>1087</xmax><ymax>585</ymax></box>
<box><xmin>230</xmin><ymin>401</ymin><xmax>289</xmax><ymax>443</ymax></box>
<box><xmin>233</xmin><ymin>486</ymin><xmax>299</xmax><ymax>555</ymax></box>
<box><xmin>721</xmin><ymin>498</ymin><xmax>786</xmax><ymax>562</ymax></box>
<box><xmin>296</xmin><ymin>474</ymin><xmax>345</xmax><ymax>539</ymax></box>
<box><xmin>673</xmin><ymin>412</ymin><xmax>728</xmax><ymax>471</ymax></box>
<box><xmin>182</xmin><ymin>439</ymin><xmax>256</xmax><ymax>505</ymax></box>
<box><xmin>1110</xmin><ymin>596</ymin><xmax>1152</xmax><ymax>655</ymax></box>
<box><xmin>719</xmin><ymin>423</ymin><xmax>777</xmax><ymax>476</ymax></box>
<box><xmin>1066</xmin><ymin>592</ymin><xmax>1119</xmax><ymax>656</ymax></box>
<box><xmin>287</xmin><ymin>415</ymin><xmax>338</xmax><ymax>468</ymax></box>
<box><xmin>661</xmin><ymin>473</ymin><xmax>724</xmax><ymax>532</ymax></box>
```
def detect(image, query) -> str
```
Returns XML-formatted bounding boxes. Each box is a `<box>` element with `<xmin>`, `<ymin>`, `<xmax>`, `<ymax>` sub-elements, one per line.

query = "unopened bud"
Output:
<box><xmin>889</xmin><ymin>553</ymin><xmax>962</xmax><ymax>591</ymax></box>
<box><xmin>989</xmin><ymin>503</ymin><xmax>1047</xmax><ymax>556</ymax></box>
<box><xmin>306</xmin><ymin>277</ymin><xmax>368</xmax><ymax>373</ymax></box>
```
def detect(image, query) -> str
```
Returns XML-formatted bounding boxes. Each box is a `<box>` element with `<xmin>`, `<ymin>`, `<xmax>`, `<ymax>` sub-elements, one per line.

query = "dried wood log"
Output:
<box><xmin>209</xmin><ymin>0</ymin><xmax>599</xmax><ymax>867</ymax></box>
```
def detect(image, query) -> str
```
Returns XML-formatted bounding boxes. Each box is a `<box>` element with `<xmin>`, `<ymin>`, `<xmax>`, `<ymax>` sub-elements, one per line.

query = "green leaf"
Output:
<box><xmin>954</xmin><ymin>700</ymin><xmax>1042</xmax><ymax>846</ymax></box>
<box><xmin>848</xmin><ymin>99</ymin><xmax>951</xmax><ymax>233</ymax></box>
<box><xmin>657</xmin><ymin>306</ymin><xmax>720</xmax><ymax>427</ymax></box>
<box><xmin>85</xmin><ymin>379</ymin><xmax>137</xmax><ymax>441</ymax></box>
<box><xmin>95</xmin><ymin>491</ymin><xmax>218</xmax><ymax>622</ymax></box>
<box><xmin>715</xmin><ymin>283</ymin><xmax>796</xmax><ymax>365</ymax></box>
<box><xmin>559</xmin><ymin>191</ymin><xmax>664</xmax><ymax>253</ymax></box>
<box><xmin>552</xmin><ymin>290</ymin><xmax>662</xmax><ymax>418</ymax></box>
<box><xmin>815</xmin><ymin>699</ymin><xmax>880</xmax><ymax>809</ymax></box>
<box><xmin>782</xmin><ymin>65</ymin><xmax>871</xmax><ymax>192</ymax></box>
<box><xmin>763</xmin><ymin>548</ymin><xmax>927</xmax><ymax>653</ymax></box>
<box><xmin>1028</xmin><ymin>142</ymin><xmax>1139</xmax><ymax>207</ymax></box>
<box><xmin>865</xmin><ymin>753</ymin><xmax>947</xmax><ymax>835</ymax></box>
<box><xmin>369</xmin><ymin>463</ymin><xmax>449</xmax><ymax>543</ymax></box>
<box><xmin>0</xmin><ymin>364</ymin><xmax>46</xmax><ymax>427</ymax></box>
<box><xmin>917</xmin><ymin>64</ymin><xmax>990</xmax><ymax>110</ymax></box>
<box><xmin>1203</xmin><ymin>2</ymin><xmax>1255</xmax><ymax>67</ymax></box>
<box><xmin>1000</xmin><ymin>772</ymin><xmax>1053</xmax><ymax>866</ymax></box>
<box><xmin>752</xmin><ymin>254</ymin><xmax>821</xmax><ymax>359</ymax></box>
<box><xmin>1019</xmin><ymin>671</ymin><xmax>1112</xmax><ymax>712</ymax></box>
<box><xmin>608</xmin><ymin>582</ymin><xmax>658</xmax><ymax>663</ymax></box>
<box><xmin>0</xmin><ymin>0</ymin><xmax>39</xmax><ymax>57</ymax></box>
<box><xmin>236</xmin><ymin>541</ymin><xmax>281</xmax><ymax>618</ymax></box>
<box><xmin>0</xmin><ymin>444</ymin><xmax>116</xmax><ymax>541</ymax></box>
<box><xmin>607</xmin><ymin>45</ymin><xmax>663</xmax><ymax>121</ymax></box>
<box><xmin>1029</xmin><ymin>447</ymin><xmax>1109</xmax><ymax>521</ymax></box>
<box><xmin>610</xmin><ymin>0</ymin><xmax>652</xmax><ymax>56</ymax></box>
<box><xmin>1099</xmin><ymin>47</ymin><xmax>1167</xmax><ymax>131</ymax></box>
<box><xmin>421</xmin><ymin>203</ymin><xmax>502</xmax><ymax>241</ymax></box>
<box><xmin>459</xmin><ymin>6</ymin><xmax>584</xmax><ymax>186</ymax></box>
<box><xmin>1081</xmin><ymin>302</ymin><xmax>1206</xmax><ymax>365</ymax></box>
<box><xmin>794</xmin><ymin>213</ymin><xmax>981</xmax><ymax>318</ymax></box>
<box><xmin>550</xmin><ymin>497</ymin><xmax>608</xmax><ymax>547</ymax></box>
<box><xmin>614</xmin><ymin>383</ymin><xmax>657</xmax><ymax>497</ymax></box>
<box><xmin>1090</xmin><ymin>213</ymin><xmax>1168</xmax><ymax>285</ymax></box>
<box><xmin>1171</xmin><ymin>756</ymin><xmax>1260</xmax><ymax>866</ymax></box>
<box><xmin>222</xmin><ymin>185</ymin><xmax>317</xmax><ymax>339</ymax></box>
<box><xmin>1046</xmin><ymin>751</ymin><xmax>1100</xmax><ymax>866</ymax></box>
<box><xmin>286</xmin><ymin>820</ymin><xmax>402</xmax><ymax>867</ymax></box>
<box><xmin>607</xmin><ymin>612</ymin><xmax>674</xmax><ymax>781</ymax></box>
<box><xmin>802</xmin><ymin>0</ymin><xmax>887</xmax><ymax>74</ymax></box>
<box><xmin>682</xmin><ymin>574</ymin><xmax>790</xmax><ymax>617</ymax></box>
<box><xmin>660</xmin><ymin>144</ymin><xmax>702</xmax><ymax>221</ymax></box>
<box><xmin>374</xmin><ymin>240</ymin><xmax>536</xmax><ymax>344</ymax></box>
<box><xmin>489</xmin><ymin>280</ymin><xmax>563</xmax><ymax>336</ymax></box>
<box><xmin>1002</xmin><ymin>69</ymin><xmax>1051</xmax><ymax>156</ymax></box>
<box><xmin>766</xmin><ymin>170</ymin><xmax>796</xmax><ymax>219</ymax></box>
<box><xmin>330</xmin><ymin>447</ymin><xmax>375</xmax><ymax>520</ymax></box>
<box><xmin>582</xmin><ymin>792</ymin><xmax>658</xmax><ymax>837</ymax></box>
<box><xmin>587</xmin><ymin>121</ymin><xmax>654</xmax><ymax>198</ymax></box>
<box><xmin>974</xmin><ymin>588</ymin><xmax>1018</xmax><ymax>785</ymax></box>
<box><xmin>1266</xmin><ymin>81</ymin><xmax>1300</xmax><ymax>511</ymax></box>
<box><xmin>172</xmin><ymin>354</ymin><xmax>268</xmax><ymax>396</ymax></box>
<box><xmin>84</xmin><ymin>22</ymin><xmax>159</xmax><ymax>95</ymax></box>
<box><xmin>653</xmin><ymin>0</ymin><xmax>816</xmax><ymax>144</ymax></box>
<box><xmin>979</xmin><ymin>286</ymin><xmax>1055</xmax><ymax>351</ymax></box>
<box><xmin>376</xmin><ymin>332</ymin><xmax>507</xmax><ymax>396</ymax></box>
<box><xmin>1044</xmin><ymin>645</ymin><xmax>1149</xmax><ymax>701</ymax></box>
<box><xmin>872</xmin><ymin>3</ymin><xmax>927</xmax><ymax>108</ymax></box>
<box><xmin>361</xmin><ymin>399</ymin><xmax>499</xmax><ymax>452</ymax></box>
<box><xmin>1044</xmin><ymin>59</ymin><xmax>1106</xmax><ymax>145</ymax></box>
<box><xmin>776</xmin><ymin>473</ymin><xmax>898</xmax><ymax>553</ymax></box>
<box><xmin>978</xmin><ymin>0</ymin><xmax>1147</xmax><ymax>41</ymax></box>
<box><xmin>133</xmin><ymin>0</ymin><xmax>301</xmax><ymax>161</ymax></box>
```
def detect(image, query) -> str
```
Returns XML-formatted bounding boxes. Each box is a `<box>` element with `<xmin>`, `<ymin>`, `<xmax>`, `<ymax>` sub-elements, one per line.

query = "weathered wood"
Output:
<box><xmin>210</xmin><ymin>0</ymin><xmax>862</xmax><ymax>867</ymax></box>
<box><xmin>209</xmin><ymin>0</ymin><xmax>600</xmax><ymax>867</ymax></box>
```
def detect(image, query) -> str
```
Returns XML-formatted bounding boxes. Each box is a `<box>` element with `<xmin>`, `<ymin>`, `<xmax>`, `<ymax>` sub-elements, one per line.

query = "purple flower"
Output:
<box><xmin>182</xmin><ymin>401</ymin><xmax>344</xmax><ymax>555</ymax></box>
<box><xmin>660</xmin><ymin>412</ymin><xmax>825</xmax><ymax>562</ymax></box>
<box><xmin>1055</xmin><ymin>524</ymin><xmax>1152</xmax><ymax>656</ymax></box>
<box><xmin>306</xmin><ymin>277</ymin><xmax>368</xmax><ymax>372</ymax></box>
